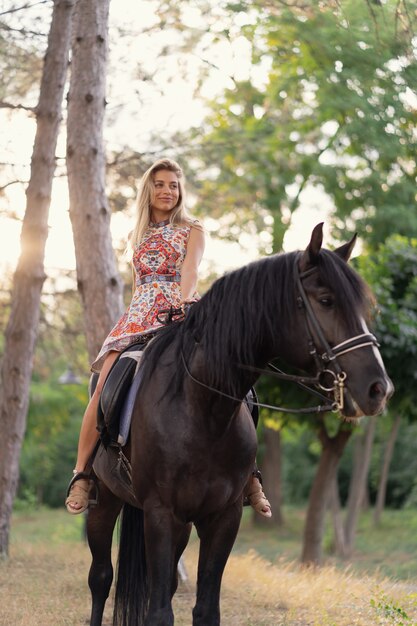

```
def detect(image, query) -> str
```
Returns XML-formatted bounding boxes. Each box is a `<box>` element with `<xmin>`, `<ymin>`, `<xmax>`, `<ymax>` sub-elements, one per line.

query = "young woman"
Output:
<box><xmin>65</xmin><ymin>158</ymin><xmax>271</xmax><ymax>518</ymax></box>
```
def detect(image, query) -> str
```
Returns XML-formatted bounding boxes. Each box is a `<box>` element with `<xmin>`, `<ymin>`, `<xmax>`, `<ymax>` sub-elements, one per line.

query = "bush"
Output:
<box><xmin>18</xmin><ymin>381</ymin><xmax>88</xmax><ymax>509</ymax></box>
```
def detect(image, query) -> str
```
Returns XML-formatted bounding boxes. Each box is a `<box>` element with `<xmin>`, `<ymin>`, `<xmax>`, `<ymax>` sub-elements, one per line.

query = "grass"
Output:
<box><xmin>1</xmin><ymin>506</ymin><xmax>417</xmax><ymax>625</ymax></box>
<box><xmin>10</xmin><ymin>506</ymin><xmax>86</xmax><ymax>544</ymax></box>
<box><xmin>235</xmin><ymin>507</ymin><xmax>417</xmax><ymax>582</ymax></box>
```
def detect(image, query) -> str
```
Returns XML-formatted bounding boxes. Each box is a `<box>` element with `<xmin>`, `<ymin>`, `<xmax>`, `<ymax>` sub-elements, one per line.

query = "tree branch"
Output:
<box><xmin>289</xmin><ymin>122</ymin><xmax>344</xmax><ymax>213</ymax></box>
<box><xmin>0</xmin><ymin>179</ymin><xmax>27</xmax><ymax>194</ymax></box>
<box><xmin>364</xmin><ymin>0</ymin><xmax>381</xmax><ymax>43</ymax></box>
<box><xmin>0</xmin><ymin>21</ymin><xmax>47</xmax><ymax>37</ymax></box>
<box><xmin>0</xmin><ymin>0</ymin><xmax>48</xmax><ymax>18</ymax></box>
<box><xmin>0</xmin><ymin>101</ymin><xmax>36</xmax><ymax>112</ymax></box>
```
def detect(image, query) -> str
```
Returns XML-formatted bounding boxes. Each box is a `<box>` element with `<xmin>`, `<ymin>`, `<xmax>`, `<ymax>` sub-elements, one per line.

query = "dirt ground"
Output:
<box><xmin>1</xmin><ymin>540</ymin><xmax>417</xmax><ymax>626</ymax></box>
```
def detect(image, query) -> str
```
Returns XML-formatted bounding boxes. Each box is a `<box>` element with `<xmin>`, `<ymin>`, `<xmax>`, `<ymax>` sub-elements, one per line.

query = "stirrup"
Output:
<box><xmin>65</xmin><ymin>471</ymin><xmax>98</xmax><ymax>515</ymax></box>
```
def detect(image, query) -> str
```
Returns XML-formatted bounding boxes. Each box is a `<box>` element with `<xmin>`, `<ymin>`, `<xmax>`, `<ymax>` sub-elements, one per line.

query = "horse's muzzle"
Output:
<box><xmin>342</xmin><ymin>374</ymin><xmax>394</xmax><ymax>419</ymax></box>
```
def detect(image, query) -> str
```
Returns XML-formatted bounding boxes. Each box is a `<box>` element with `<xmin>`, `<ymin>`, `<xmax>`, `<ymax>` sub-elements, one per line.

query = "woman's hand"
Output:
<box><xmin>179</xmin><ymin>299</ymin><xmax>197</xmax><ymax>316</ymax></box>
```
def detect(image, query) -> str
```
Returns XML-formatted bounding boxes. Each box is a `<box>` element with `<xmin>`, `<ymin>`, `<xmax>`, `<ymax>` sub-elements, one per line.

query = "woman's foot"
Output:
<box><xmin>65</xmin><ymin>473</ymin><xmax>90</xmax><ymax>515</ymax></box>
<box><xmin>246</xmin><ymin>475</ymin><xmax>272</xmax><ymax>518</ymax></box>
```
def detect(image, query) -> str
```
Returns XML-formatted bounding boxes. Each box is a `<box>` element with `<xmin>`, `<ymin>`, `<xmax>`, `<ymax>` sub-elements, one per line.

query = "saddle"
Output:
<box><xmin>93</xmin><ymin>309</ymin><xmax>185</xmax><ymax>446</ymax></box>
<box><xmin>95</xmin><ymin>337</ymin><xmax>151</xmax><ymax>448</ymax></box>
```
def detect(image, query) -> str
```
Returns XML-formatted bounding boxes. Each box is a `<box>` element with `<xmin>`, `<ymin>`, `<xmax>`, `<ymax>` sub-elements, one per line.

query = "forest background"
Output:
<box><xmin>0</xmin><ymin>0</ymin><xmax>417</xmax><ymax>572</ymax></box>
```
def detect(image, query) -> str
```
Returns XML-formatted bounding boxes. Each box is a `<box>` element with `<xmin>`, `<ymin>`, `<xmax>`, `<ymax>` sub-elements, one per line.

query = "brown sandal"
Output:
<box><xmin>246</xmin><ymin>475</ymin><xmax>272</xmax><ymax>518</ymax></box>
<box><xmin>65</xmin><ymin>472</ymin><xmax>97</xmax><ymax>515</ymax></box>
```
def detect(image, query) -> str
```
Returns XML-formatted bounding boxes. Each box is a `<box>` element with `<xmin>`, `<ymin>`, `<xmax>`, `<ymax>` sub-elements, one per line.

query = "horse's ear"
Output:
<box><xmin>334</xmin><ymin>233</ymin><xmax>357</xmax><ymax>262</ymax></box>
<box><xmin>299</xmin><ymin>222</ymin><xmax>323</xmax><ymax>272</ymax></box>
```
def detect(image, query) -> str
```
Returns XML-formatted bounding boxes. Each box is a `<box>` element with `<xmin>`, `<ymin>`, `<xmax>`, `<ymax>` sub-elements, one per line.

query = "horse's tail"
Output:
<box><xmin>113</xmin><ymin>504</ymin><xmax>148</xmax><ymax>626</ymax></box>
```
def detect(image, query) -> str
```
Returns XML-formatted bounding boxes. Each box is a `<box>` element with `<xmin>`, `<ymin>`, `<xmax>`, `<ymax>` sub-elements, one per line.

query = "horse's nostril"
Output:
<box><xmin>369</xmin><ymin>381</ymin><xmax>384</xmax><ymax>399</ymax></box>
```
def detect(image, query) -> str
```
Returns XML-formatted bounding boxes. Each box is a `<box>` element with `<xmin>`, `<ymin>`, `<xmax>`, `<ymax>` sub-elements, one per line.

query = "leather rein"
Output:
<box><xmin>178</xmin><ymin>260</ymin><xmax>379</xmax><ymax>416</ymax></box>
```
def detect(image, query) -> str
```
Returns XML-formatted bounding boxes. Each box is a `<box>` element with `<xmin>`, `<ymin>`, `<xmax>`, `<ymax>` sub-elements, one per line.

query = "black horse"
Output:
<box><xmin>87</xmin><ymin>224</ymin><xmax>392</xmax><ymax>626</ymax></box>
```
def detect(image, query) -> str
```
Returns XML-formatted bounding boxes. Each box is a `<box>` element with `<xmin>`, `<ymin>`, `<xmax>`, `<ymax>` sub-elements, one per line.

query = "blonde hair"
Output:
<box><xmin>129</xmin><ymin>158</ymin><xmax>196</xmax><ymax>249</ymax></box>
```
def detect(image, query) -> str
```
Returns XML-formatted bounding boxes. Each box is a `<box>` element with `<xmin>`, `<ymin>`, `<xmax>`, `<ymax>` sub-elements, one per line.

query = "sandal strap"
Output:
<box><xmin>249</xmin><ymin>490</ymin><xmax>270</xmax><ymax>508</ymax></box>
<box><xmin>66</xmin><ymin>471</ymin><xmax>99</xmax><ymax>506</ymax></box>
<box><xmin>68</xmin><ymin>481</ymin><xmax>89</xmax><ymax>496</ymax></box>
<box><xmin>66</xmin><ymin>471</ymin><xmax>91</xmax><ymax>496</ymax></box>
<box><xmin>246</xmin><ymin>480</ymin><xmax>271</xmax><ymax>513</ymax></box>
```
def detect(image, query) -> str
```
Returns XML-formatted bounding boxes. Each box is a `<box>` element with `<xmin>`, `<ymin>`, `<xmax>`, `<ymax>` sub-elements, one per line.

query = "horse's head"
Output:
<box><xmin>292</xmin><ymin>223</ymin><xmax>393</xmax><ymax>419</ymax></box>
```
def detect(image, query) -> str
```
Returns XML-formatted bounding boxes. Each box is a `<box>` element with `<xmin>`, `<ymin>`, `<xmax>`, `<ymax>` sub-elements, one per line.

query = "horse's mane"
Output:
<box><xmin>140</xmin><ymin>247</ymin><xmax>373</xmax><ymax>397</ymax></box>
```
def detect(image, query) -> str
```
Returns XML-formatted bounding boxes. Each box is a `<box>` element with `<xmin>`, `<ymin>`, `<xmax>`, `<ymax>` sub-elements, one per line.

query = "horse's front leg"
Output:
<box><xmin>193</xmin><ymin>501</ymin><xmax>242</xmax><ymax>626</ymax></box>
<box><xmin>143</xmin><ymin>507</ymin><xmax>191</xmax><ymax>626</ymax></box>
<box><xmin>86</xmin><ymin>483</ymin><xmax>123</xmax><ymax>626</ymax></box>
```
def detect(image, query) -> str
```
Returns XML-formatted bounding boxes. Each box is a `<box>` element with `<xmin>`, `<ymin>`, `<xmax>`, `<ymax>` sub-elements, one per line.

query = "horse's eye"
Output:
<box><xmin>319</xmin><ymin>296</ymin><xmax>334</xmax><ymax>308</ymax></box>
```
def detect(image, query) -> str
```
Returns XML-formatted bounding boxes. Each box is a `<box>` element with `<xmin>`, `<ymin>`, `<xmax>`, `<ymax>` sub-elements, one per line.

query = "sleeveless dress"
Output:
<box><xmin>91</xmin><ymin>219</ymin><xmax>197</xmax><ymax>372</ymax></box>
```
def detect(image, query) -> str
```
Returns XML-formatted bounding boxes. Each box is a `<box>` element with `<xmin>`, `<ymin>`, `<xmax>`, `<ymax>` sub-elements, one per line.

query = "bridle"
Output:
<box><xmin>289</xmin><ymin>262</ymin><xmax>379</xmax><ymax>412</ymax></box>
<box><xmin>239</xmin><ymin>261</ymin><xmax>379</xmax><ymax>414</ymax></box>
<box><xmin>177</xmin><ymin>258</ymin><xmax>379</xmax><ymax>415</ymax></box>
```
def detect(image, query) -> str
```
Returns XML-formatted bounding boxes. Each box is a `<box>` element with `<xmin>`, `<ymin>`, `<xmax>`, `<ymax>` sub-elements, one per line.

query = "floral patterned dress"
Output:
<box><xmin>92</xmin><ymin>219</ymin><xmax>197</xmax><ymax>372</ymax></box>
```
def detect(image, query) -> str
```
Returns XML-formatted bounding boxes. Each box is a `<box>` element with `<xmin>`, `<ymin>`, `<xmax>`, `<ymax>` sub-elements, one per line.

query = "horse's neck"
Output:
<box><xmin>189</xmin><ymin>345</ymin><xmax>258</xmax><ymax>412</ymax></box>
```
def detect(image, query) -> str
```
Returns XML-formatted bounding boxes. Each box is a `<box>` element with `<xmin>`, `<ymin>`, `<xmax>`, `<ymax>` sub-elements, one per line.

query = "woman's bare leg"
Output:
<box><xmin>74</xmin><ymin>350</ymin><xmax>119</xmax><ymax>472</ymax></box>
<box><xmin>66</xmin><ymin>350</ymin><xmax>119</xmax><ymax>513</ymax></box>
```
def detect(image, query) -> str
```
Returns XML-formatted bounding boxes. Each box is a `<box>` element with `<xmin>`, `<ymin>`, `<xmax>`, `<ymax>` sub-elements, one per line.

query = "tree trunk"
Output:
<box><xmin>0</xmin><ymin>0</ymin><xmax>75</xmax><ymax>559</ymax></box>
<box><xmin>254</xmin><ymin>426</ymin><xmax>284</xmax><ymax>527</ymax></box>
<box><xmin>301</xmin><ymin>421</ymin><xmax>352</xmax><ymax>565</ymax></box>
<box><xmin>66</xmin><ymin>0</ymin><xmax>124</xmax><ymax>361</ymax></box>
<box><xmin>373</xmin><ymin>412</ymin><xmax>401</xmax><ymax>526</ymax></box>
<box><xmin>328</xmin><ymin>474</ymin><xmax>348</xmax><ymax>558</ymax></box>
<box><xmin>344</xmin><ymin>416</ymin><xmax>377</xmax><ymax>556</ymax></box>
<box><xmin>345</xmin><ymin>431</ymin><xmax>363</xmax><ymax>513</ymax></box>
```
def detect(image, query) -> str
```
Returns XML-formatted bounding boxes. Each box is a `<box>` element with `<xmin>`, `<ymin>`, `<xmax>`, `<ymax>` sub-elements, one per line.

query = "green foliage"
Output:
<box><xmin>184</xmin><ymin>0</ymin><xmax>417</xmax><ymax>249</ymax></box>
<box><xmin>338</xmin><ymin>418</ymin><xmax>417</xmax><ymax>509</ymax></box>
<box><xmin>11</xmin><ymin>507</ymin><xmax>85</xmax><ymax>545</ymax></box>
<box><xmin>18</xmin><ymin>381</ymin><xmax>88</xmax><ymax>508</ymax></box>
<box><xmin>106</xmin><ymin>150</ymin><xmax>154</xmax><ymax>214</ymax></box>
<box><xmin>382</xmin><ymin>421</ymin><xmax>417</xmax><ymax>507</ymax></box>
<box><xmin>404</xmin><ymin>479</ymin><xmax>417</xmax><ymax>510</ymax></box>
<box><xmin>0</xmin><ymin>33</ymin><xmax>42</xmax><ymax>103</ymax></box>
<box><xmin>370</xmin><ymin>594</ymin><xmax>415</xmax><ymax>625</ymax></box>
<box><xmin>0</xmin><ymin>278</ymin><xmax>11</xmax><ymax>356</ymax></box>
<box><xmin>281</xmin><ymin>424</ymin><xmax>320</xmax><ymax>504</ymax></box>
<box><xmin>13</xmin><ymin>487</ymin><xmax>39</xmax><ymax>512</ymax></box>
<box><xmin>35</xmin><ymin>276</ymin><xmax>89</xmax><ymax>381</ymax></box>
<box><xmin>356</xmin><ymin>235</ymin><xmax>417</xmax><ymax>415</ymax></box>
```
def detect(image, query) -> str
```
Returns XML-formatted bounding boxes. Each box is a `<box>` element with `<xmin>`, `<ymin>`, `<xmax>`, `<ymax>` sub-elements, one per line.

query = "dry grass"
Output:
<box><xmin>218</xmin><ymin>551</ymin><xmax>417</xmax><ymax>625</ymax></box>
<box><xmin>2</xmin><ymin>537</ymin><xmax>417</xmax><ymax>626</ymax></box>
